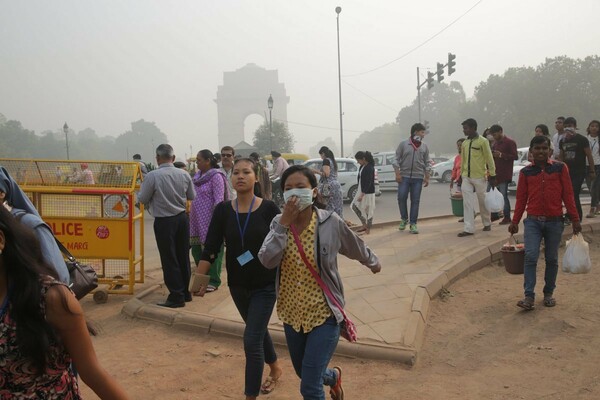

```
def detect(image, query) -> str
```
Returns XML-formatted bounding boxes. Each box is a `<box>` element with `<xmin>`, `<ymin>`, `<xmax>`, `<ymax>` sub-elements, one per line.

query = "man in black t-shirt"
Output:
<box><xmin>559</xmin><ymin>117</ymin><xmax>596</xmax><ymax>220</ymax></box>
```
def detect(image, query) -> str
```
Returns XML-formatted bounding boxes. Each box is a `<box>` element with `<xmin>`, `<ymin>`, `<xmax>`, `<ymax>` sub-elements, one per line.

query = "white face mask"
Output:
<box><xmin>283</xmin><ymin>188</ymin><xmax>314</xmax><ymax>211</ymax></box>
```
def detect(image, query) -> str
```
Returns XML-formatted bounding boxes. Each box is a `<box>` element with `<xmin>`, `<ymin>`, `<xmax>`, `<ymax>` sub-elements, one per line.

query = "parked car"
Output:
<box><xmin>303</xmin><ymin>158</ymin><xmax>380</xmax><ymax>201</ymax></box>
<box><xmin>430</xmin><ymin>157</ymin><xmax>449</xmax><ymax>166</ymax></box>
<box><xmin>431</xmin><ymin>156</ymin><xmax>457</xmax><ymax>183</ymax></box>
<box><xmin>508</xmin><ymin>147</ymin><xmax>530</xmax><ymax>191</ymax></box>
<box><xmin>372</xmin><ymin>151</ymin><xmax>397</xmax><ymax>189</ymax></box>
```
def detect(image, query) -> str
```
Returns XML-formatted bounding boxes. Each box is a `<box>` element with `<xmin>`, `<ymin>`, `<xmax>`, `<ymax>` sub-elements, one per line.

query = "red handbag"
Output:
<box><xmin>290</xmin><ymin>225</ymin><xmax>357</xmax><ymax>342</ymax></box>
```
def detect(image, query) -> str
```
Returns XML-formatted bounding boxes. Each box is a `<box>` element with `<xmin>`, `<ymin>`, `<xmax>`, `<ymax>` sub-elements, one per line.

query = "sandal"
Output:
<box><xmin>260</xmin><ymin>375</ymin><xmax>280</xmax><ymax>394</ymax></box>
<box><xmin>205</xmin><ymin>285</ymin><xmax>218</xmax><ymax>293</ymax></box>
<box><xmin>330</xmin><ymin>366</ymin><xmax>344</xmax><ymax>400</ymax></box>
<box><xmin>543</xmin><ymin>296</ymin><xmax>556</xmax><ymax>307</ymax></box>
<box><xmin>517</xmin><ymin>297</ymin><xmax>535</xmax><ymax>311</ymax></box>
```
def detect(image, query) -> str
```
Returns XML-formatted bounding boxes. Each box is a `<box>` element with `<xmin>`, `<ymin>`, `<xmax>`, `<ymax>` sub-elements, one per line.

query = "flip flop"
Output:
<box><xmin>260</xmin><ymin>375</ymin><xmax>280</xmax><ymax>394</ymax></box>
<box><xmin>205</xmin><ymin>285</ymin><xmax>218</xmax><ymax>293</ymax></box>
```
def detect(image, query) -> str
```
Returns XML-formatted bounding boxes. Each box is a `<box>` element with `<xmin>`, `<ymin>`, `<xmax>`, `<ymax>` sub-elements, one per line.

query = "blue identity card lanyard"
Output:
<box><xmin>235</xmin><ymin>196</ymin><xmax>256</xmax><ymax>266</ymax></box>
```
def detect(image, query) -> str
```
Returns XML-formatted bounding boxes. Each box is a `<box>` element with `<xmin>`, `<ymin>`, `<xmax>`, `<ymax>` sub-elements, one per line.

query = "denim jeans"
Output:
<box><xmin>495</xmin><ymin>182</ymin><xmax>510</xmax><ymax>219</ymax></box>
<box><xmin>397</xmin><ymin>177</ymin><xmax>423</xmax><ymax>224</ymax></box>
<box><xmin>229</xmin><ymin>284</ymin><xmax>278</xmax><ymax>397</ymax></box>
<box><xmin>284</xmin><ymin>316</ymin><xmax>341</xmax><ymax>400</ymax></box>
<box><xmin>523</xmin><ymin>218</ymin><xmax>564</xmax><ymax>299</ymax></box>
<box><xmin>570</xmin><ymin>174</ymin><xmax>585</xmax><ymax>221</ymax></box>
<box><xmin>585</xmin><ymin>165</ymin><xmax>600</xmax><ymax>208</ymax></box>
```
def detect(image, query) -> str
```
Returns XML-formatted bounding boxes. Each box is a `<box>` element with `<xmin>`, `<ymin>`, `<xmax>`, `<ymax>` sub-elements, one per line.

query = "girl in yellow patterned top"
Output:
<box><xmin>259</xmin><ymin>165</ymin><xmax>381</xmax><ymax>400</ymax></box>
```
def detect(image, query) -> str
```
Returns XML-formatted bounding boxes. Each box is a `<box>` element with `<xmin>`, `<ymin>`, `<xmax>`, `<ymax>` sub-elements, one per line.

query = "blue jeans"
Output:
<box><xmin>570</xmin><ymin>174</ymin><xmax>585</xmax><ymax>221</ymax></box>
<box><xmin>284</xmin><ymin>316</ymin><xmax>341</xmax><ymax>400</ymax></box>
<box><xmin>523</xmin><ymin>218</ymin><xmax>564</xmax><ymax>299</ymax></box>
<box><xmin>397</xmin><ymin>177</ymin><xmax>423</xmax><ymax>224</ymax></box>
<box><xmin>585</xmin><ymin>165</ymin><xmax>600</xmax><ymax>207</ymax></box>
<box><xmin>229</xmin><ymin>284</ymin><xmax>278</xmax><ymax>397</ymax></box>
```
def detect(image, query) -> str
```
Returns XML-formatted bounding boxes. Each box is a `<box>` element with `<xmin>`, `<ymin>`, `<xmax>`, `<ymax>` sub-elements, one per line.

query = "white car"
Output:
<box><xmin>372</xmin><ymin>151</ymin><xmax>397</xmax><ymax>189</ymax></box>
<box><xmin>508</xmin><ymin>147</ymin><xmax>531</xmax><ymax>191</ymax></box>
<box><xmin>303</xmin><ymin>158</ymin><xmax>380</xmax><ymax>201</ymax></box>
<box><xmin>431</xmin><ymin>156</ymin><xmax>457</xmax><ymax>183</ymax></box>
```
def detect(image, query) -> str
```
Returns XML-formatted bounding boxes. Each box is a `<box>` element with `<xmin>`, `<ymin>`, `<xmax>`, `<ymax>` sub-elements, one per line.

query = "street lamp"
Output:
<box><xmin>268</xmin><ymin>94</ymin><xmax>274</xmax><ymax>152</ymax></box>
<box><xmin>335</xmin><ymin>6</ymin><xmax>344</xmax><ymax>157</ymax></box>
<box><xmin>63</xmin><ymin>122</ymin><xmax>70</xmax><ymax>160</ymax></box>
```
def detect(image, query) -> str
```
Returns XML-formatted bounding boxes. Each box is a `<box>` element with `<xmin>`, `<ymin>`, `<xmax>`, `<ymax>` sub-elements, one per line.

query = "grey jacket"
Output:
<box><xmin>394</xmin><ymin>139</ymin><xmax>431</xmax><ymax>179</ymax></box>
<box><xmin>258</xmin><ymin>208</ymin><xmax>380</xmax><ymax>324</ymax></box>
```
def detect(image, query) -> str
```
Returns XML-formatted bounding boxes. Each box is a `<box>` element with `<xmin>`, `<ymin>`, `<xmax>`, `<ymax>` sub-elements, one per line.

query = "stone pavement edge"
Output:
<box><xmin>121</xmin><ymin>215</ymin><xmax>600</xmax><ymax>366</ymax></box>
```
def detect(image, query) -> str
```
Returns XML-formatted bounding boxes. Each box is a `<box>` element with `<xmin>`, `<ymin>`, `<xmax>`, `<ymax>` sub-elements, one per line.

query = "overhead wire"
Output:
<box><xmin>343</xmin><ymin>0</ymin><xmax>485</xmax><ymax>78</ymax></box>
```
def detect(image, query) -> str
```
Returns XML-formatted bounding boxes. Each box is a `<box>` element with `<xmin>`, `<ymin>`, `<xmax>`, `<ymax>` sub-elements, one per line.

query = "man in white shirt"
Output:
<box><xmin>586</xmin><ymin>120</ymin><xmax>600</xmax><ymax>217</ymax></box>
<box><xmin>551</xmin><ymin>116</ymin><xmax>565</xmax><ymax>160</ymax></box>
<box><xmin>269</xmin><ymin>151</ymin><xmax>289</xmax><ymax>180</ymax></box>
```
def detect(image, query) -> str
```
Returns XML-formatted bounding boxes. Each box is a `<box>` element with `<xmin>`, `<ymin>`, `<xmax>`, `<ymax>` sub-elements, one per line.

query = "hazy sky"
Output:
<box><xmin>1</xmin><ymin>0</ymin><xmax>598</xmax><ymax>160</ymax></box>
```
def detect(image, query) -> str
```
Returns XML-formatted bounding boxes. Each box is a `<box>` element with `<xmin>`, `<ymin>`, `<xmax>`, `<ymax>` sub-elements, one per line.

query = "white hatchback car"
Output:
<box><xmin>304</xmin><ymin>158</ymin><xmax>380</xmax><ymax>201</ymax></box>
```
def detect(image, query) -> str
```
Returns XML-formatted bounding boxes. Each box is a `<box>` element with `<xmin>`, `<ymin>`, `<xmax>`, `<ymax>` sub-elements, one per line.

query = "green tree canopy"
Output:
<box><xmin>253</xmin><ymin>120</ymin><xmax>294</xmax><ymax>155</ymax></box>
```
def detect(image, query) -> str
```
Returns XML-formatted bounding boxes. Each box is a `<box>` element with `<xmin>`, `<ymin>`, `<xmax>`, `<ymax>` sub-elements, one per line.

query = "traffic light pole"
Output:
<box><xmin>416</xmin><ymin>67</ymin><xmax>422</xmax><ymax>123</ymax></box>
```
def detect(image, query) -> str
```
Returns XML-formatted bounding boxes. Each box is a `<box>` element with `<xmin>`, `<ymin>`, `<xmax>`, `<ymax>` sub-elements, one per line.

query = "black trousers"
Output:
<box><xmin>154</xmin><ymin>212</ymin><xmax>191</xmax><ymax>303</ymax></box>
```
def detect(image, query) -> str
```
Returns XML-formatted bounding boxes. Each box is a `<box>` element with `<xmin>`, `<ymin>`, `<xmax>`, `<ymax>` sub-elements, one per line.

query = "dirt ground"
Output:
<box><xmin>80</xmin><ymin>232</ymin><xmax>600</xmax><ymax>400</ymax></box>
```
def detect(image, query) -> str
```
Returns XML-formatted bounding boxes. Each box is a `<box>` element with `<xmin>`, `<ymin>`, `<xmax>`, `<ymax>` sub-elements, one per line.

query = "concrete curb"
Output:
<box><xmin>403</xmin><ymin>219</ymin><xmax>600</xmax><ymax>359</ymax></box>
<box><xmin>121</xmin><ymin>284</ymin><xmax>418</xmax><ymax>365</ymax></box>
<box><xmin>121</xmin><ymin>220</ymin><xmax>600</xmax><ymax>366</ymax></box>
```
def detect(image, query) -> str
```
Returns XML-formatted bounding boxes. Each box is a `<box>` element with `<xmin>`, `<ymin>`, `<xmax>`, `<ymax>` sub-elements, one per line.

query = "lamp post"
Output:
<box><xmin>335</xmin><ymin>6</ymin><xmax>344</xmax><ymax>156</ymax></box>
<box><xmin>63</xmin><ymin>122</ymin><xmax>70</xmax><ymax>160</ymax></box>
<box><xmin>268</xmin><ymin>94</ymin><xmax>274</xmax><ymax>152</ymax></box>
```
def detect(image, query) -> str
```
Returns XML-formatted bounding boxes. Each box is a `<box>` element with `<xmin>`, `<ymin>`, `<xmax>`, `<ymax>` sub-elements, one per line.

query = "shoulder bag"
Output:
<box><xmin>289</xmin><ymin>225</ymin><xmax>357</xmax><ymax>342</ymax></box>
<box><xmin>54</xmin><ymin>239</ymin><xmax>99</xmax><ymax>300</ymax></box>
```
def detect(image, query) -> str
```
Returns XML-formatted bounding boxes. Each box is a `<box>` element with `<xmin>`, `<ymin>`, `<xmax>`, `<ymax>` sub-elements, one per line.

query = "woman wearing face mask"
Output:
<box><xmin>258</xmin><ymin>165</ymin><xmax>381</xmax><ymax>400</ymax></box>
<box><xmin>194</xmin><ymin>158</ymin><xmax>283</xmax><ymax>399</ymax></box>
<box><xmin>351</xmin><ymin>151</ymin><xmax>376</xmax><ymax>235</ymax></box>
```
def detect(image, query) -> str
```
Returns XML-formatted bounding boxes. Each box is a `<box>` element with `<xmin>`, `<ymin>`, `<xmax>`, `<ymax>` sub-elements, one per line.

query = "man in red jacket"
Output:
<box><xmin>509</xmin><ymin>135</ymin><xmax>581</xmax><ymax>311</ymax></box>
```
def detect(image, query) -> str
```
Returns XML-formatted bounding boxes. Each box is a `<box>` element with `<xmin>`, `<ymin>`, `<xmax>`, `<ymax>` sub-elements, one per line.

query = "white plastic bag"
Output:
<box><xmin>484</xmin><ymin>187</ymin><xmax>504</xmax><ymax>213</ymax></box>
<box><xmin>562</xmin><ymin>234</ymin><xmax>591</xmax><ymax>274</ymax></box>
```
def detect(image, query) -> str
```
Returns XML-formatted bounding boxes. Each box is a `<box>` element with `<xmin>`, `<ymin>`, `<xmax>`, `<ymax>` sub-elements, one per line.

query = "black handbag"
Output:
<box><xmin>54</xmin><ymin>239</ymin><xmax>99</xmax><ymax>300</ymax></box>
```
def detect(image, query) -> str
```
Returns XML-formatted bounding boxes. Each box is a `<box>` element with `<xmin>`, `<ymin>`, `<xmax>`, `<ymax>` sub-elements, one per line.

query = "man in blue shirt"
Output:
<box><xmin>139</xmin><ymin>144</ymin><xmax>195</xmax><ymax>308</ymax></box>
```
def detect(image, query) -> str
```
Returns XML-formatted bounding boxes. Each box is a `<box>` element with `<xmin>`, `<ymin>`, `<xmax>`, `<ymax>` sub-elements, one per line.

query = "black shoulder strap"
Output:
<box><xmin>54</xmin><ymin>238</ymin><xmax>76</xmax><ymax>262</ymax></box>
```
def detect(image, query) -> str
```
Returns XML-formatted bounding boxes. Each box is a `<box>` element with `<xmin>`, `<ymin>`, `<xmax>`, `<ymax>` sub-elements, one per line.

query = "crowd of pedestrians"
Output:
<box><xmin>1</xmin><ymin>110</ymin><xmax>598</xmax><ymax>399</ymax></box>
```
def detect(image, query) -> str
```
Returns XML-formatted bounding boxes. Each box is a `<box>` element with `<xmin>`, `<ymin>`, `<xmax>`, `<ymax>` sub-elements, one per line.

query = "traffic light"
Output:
<box><xmin>426</xmin><ymin>71</ymin><xmax>435</xmax><ymax>90</ymax></box>
<box><xmin>448</xmin><ymin>53</ymin><xmax>456</xmax><ymax>75</ymax></box>
<box><xmin>436</xmin><ymin>62</ymin><xmax>445</xmax><ymax>83</ymax></box>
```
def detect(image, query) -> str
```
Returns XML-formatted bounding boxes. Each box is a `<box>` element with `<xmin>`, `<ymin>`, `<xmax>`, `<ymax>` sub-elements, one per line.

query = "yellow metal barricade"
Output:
<box><xmin>0</xmin><ymin>159</ymin><xmax>144</xmax><ymax>303</ymax></box>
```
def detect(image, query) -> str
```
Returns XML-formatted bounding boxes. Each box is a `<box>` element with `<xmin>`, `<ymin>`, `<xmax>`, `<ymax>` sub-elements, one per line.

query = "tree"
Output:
<box><xmin>308</xmin><ymin>138</ymin><xmax>339</xmax><ymax>158</ymax></box>
<box><xmin>252</xmin><ymin>121</ymin><xmax>294</xmax><ymax>155</ymax></box>
<box><xmin>115</xmin><ymin>119</ymin><xmax>169</xmax><ymax>162</ymax></box>
<box><xmin>352</xmin><ymin>123</ymin><xmax>401</xmax><ymax>155</ymax></box>
<box><xmin>0</xmin><ymin>120</ymin><xmax>37</xmax><ymax>158</ymax></box>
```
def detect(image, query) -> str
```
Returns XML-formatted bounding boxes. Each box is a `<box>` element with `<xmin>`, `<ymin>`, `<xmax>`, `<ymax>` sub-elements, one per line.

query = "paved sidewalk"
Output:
<box><xmin>123</xmin><ymin>215</ymin><xmax>600</xmax><ymax>365</ymax></box>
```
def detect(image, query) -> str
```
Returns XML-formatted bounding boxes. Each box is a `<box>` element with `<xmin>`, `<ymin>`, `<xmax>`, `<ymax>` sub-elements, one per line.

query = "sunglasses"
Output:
<box><xmin>221</xmin><ymin>153</ymin><xmax>233</xmax><ymax>158</ymax></box>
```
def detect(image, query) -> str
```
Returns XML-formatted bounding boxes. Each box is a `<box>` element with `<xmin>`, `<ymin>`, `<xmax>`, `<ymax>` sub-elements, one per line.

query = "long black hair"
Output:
<box><xmin>355</xmin><ymin>151</ymin><xmax>374</xmax><ymax>165</ymax></box>
<box><xmin>0</xmin><ymin>206</ymin><xmax>60</xmax><ymax>375</ymax></box>
<box><xmin>198</xmin><ymin>149</ymin><xmax>219</xmax><ymax>169</ymax></box>
<box><xmin>318</xmin><ymin>146</ymin><xmax>338</xmax><ymax>172</ymax></box>
<box><xmin>280</xmin><ymin>165</ymin><xmax>326</xmax><ymax>209</ymax></box>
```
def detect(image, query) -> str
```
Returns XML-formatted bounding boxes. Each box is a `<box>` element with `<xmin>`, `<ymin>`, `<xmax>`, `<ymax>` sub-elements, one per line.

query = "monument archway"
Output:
<box><xmin>215</xmin><ymin>63</ymin><xmax>289</xmax><ymax>150</ymax></box>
